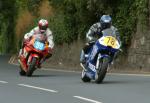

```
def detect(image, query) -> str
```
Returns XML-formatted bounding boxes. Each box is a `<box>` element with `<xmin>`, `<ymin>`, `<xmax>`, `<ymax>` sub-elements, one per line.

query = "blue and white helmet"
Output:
<box><xmin>100</xmin><ymin>15</ymin><xmax>112</xmax><ymax>29</ymax></box>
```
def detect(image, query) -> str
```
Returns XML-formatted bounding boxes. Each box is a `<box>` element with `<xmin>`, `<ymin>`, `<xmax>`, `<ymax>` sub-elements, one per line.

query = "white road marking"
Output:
<box><xmin>74</xmin><ymin>96</ymin><xmax>102</xmax><ymax>103</ymax></box>
<box><xmin>0</xmin><ymin>81</ymin><xmax>8</xmax><ymax>84</ymax></box>
<box><xmin>18</xmin><ymin>84</ymin><xmax>58</xmax><ymax>93</ymax></box>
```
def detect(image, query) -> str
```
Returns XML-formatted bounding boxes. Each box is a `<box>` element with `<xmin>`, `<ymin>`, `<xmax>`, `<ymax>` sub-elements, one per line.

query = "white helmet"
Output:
<box><xmin>38</xmin><ymin>19</ymin><xmax>48</xmax><ymax>33</ymax></box>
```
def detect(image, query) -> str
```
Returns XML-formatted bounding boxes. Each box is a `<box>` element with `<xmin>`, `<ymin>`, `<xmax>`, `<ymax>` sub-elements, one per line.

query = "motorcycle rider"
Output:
<box><xmin>80</xmin><ymin>15</ymin><xmax>121</xmax><ymax>66</ymax></box>
<box><xmin>19</xmin><ymin>19</ymin><xmax>54</xmax><ymax>68</ymax></box>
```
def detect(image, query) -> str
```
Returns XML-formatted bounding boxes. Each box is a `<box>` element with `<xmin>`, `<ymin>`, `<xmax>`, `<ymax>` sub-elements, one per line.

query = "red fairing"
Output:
<box><xmin>19</xmin><ymin>55</ymin><xmax>28</xmax><ymax>72</ymax></box>
<box><xmin>19</xmin><ymin>34</ymin><xmax>49</xmax><ymax>72</ymax></box>
<box><xmin>28</xmin><ymin>54</ymin><xmax>39</xmax><ymax>66</ymax></box>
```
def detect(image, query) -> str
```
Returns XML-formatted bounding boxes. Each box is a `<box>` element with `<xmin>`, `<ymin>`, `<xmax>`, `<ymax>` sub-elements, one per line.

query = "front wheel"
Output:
<box><xmin>26</xmin><ymin>57</ymin><xmax>37</xmax><ymax>77</ymax></box>
<box><xmin>95</xmin><ymin>57</ymin><xmax>109</xmax><ymax>83</ymax></box>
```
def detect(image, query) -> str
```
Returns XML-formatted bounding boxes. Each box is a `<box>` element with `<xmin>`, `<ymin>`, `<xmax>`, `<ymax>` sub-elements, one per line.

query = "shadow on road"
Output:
<box><xmin>102</xmin><ymin>80</ymin><xmax>129</xmax><ymax>84</ymax></box>
<box><xmin>31</xmin><ymin>74</ymin><xmax>58</xmax><ymax>77</ymax></box>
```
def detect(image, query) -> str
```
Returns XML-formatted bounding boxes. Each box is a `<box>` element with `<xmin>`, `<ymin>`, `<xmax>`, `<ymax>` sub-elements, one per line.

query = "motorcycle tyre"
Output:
<box><xmin>19</xmin><ymin>65</ymin><xmax>26</xmax><ymax>76</ymax></box>
<box><xmin>96</xmin><ymin>57</ymin><xmax>109</xmax><ymax>84</ymax></box>
<box><xmin>26</xmin><ymin>57</ymin><xmax>37</xmax><ymax>77</ymax></box>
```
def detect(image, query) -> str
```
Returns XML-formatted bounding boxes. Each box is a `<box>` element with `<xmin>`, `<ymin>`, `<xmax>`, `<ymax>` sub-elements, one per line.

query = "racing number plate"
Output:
<box><xmin>34</xmin><ymin>41</ymin><xmax>45</xmax><ymax>50</ymax></box>
<box><xmin>103</xmin><ymin>36</ymin><xmax>117</xmax><ymax>48</ymax></box>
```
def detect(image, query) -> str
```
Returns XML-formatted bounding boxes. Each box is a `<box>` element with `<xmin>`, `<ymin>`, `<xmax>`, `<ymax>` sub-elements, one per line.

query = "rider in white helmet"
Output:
<box><xmin>19</xmin><ymin>19</ymin><xmax>54</xmax><ymax>68</ymax></box>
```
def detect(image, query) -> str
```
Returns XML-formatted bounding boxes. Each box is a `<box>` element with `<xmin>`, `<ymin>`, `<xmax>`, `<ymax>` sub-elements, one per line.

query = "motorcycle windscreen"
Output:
<box><xmin>33</xmin><ymin>41</ymin><xmax>45</xmax><ymax>51</ymax></box>
<box><xmin>100</xmin><ymin>28</ymin><xmax>121</xmax><ymax>49</ymax></box>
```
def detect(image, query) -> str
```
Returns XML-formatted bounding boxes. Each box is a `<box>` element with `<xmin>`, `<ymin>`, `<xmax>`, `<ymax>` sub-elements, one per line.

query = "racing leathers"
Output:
<box><xmin>80</xmin><ymin>22</ymin><xmax>120</xmax><ymax>65</ymax></box>
<box><xmin>19</xmin><ymin>26</ymin><xmax>54</xmax><ymax>67</ymax></box>
<box><xmin>24</xmin><ymin>26</ymin><xmax>54</xmax><ymax>49</ymax></box>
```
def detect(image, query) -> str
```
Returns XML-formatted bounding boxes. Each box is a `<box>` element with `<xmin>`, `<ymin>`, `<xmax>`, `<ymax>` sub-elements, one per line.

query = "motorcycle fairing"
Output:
<box><xmin>86</xmin><ymin>39</ymin><xmax>119</xmax><ymax>80</ymax></box>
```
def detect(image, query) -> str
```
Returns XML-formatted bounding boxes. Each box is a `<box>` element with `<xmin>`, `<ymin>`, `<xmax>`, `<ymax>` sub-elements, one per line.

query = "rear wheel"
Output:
<box><xmin>95</xmin><ymin>57</ymin><xmax>109</xmax><ymax>83</ymax></box>
<box><xmin>26</xmin><ymin>57</ymin><xmax>37</xmax><ymax>77</ymax></box>
<box><xmin>19</xmin><ymin>65</ymin><xmax>26</xmax><ymax>76</ymax></box>
<box><xmin>81</xmin><ymin>70</ymin><xmax>91</xmax><ymax>82</ymax></box>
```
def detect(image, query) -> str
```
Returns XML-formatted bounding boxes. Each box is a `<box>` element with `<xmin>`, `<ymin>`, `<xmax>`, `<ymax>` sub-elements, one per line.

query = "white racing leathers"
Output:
<box><xmin>24</xmin><ymin>26</ymin><xmax>54</xmax><ymax>49</ymax></box>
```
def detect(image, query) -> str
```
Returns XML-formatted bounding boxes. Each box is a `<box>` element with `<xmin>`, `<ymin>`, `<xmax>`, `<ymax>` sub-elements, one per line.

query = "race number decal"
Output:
<box><xmin>34</xmin><ymin>41</ymin><xmax>45</xmax><ymax>50</ymax></box>
<box><xmin>103</xmin><ymin>36</ymin><xmax>117</xmax><ymax>48</ymax></box>
<box><xmin>106</xmin><ymin>37</ymin><xmax>115</xmax><ymax>46</ymax></box>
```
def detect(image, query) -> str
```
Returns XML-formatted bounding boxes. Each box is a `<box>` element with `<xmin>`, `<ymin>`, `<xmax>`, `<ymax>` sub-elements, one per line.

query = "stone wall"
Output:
<box><xmin>14</xmin><ymin>34</ymin><xmax>150</xmax><ymax>72</ymax></box>
<box><xmin>44</xmin><ymin>26</ymin><xmax>150</xmax><ymax>72</ymax></box>
<box><xmin>44</xmin><ymin>40</ymin><xmax>84</xmax><ymax>71</ymax></box>
<box><xmin>112</xmin><ymin>1</ymin><xmax>150</xmax><ymax>72</ymax></box>
<box><xmin>125</xmin><ymin>27</ymin><xmax>150</xmax><ymax>71</ymax></box>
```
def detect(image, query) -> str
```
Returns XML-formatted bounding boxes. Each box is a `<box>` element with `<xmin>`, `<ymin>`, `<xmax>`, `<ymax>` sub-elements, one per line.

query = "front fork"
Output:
<box><xmin>96</xmin><ymin>53</ymin><xmax>101</xmax><ymax>70</ymax></box>
<box><xmin>96</xmin><ymin>54</ymin><xmax>111</xmax><ymax>71</ymax></box>
<box><xmin>27</xmin><ymin>54</ymin><xmax>39</xmax><ymax>66</ymax></box>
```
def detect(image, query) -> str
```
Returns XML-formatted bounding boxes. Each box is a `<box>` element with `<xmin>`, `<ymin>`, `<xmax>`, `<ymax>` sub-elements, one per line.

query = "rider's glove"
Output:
<box><xmin>23</xmin><ymin>38</ymin><xmax>31</xmax><ymax>44</ymax></box>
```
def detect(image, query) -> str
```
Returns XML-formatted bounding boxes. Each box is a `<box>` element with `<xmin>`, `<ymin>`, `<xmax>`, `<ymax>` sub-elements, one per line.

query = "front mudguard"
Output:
<box><xmin>95</xmin><ymin>56</ymin><xmax>110</xmax><ymax>83</ymax></box>
<box><xmin>83</xmin><ymin>54</ymin><xmax>111</xmax><ymax>81</ymax></box>
<box><xmin>96</xmin><ymin>54</ymin><xmax>111</xmax><ymax>69</ymax></box>
<box><xmin>26</xmin><ymin>57</ymin><xmax>38</xmax><ymax>77</ymax></box>
<box><xmin>28</xmin><ymin>54</ymin><xmax>39</xmax><ymax>65</ymax></box>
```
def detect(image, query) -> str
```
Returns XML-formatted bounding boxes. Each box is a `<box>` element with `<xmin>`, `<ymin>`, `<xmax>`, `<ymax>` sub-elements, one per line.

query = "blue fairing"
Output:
<box><xmin>85</xmin><ymin>40</ymin><xmax>119</xmax><ymax>79</ymax></box>
<box><xmin>88</xmin><ymin>41</ymin><xmax>117</xmax><ymax>64</ymax></box>
<box><xmin>95</xmin><ymin>41</ymin><xmax>118</xmax><ymax>53</ymax></box>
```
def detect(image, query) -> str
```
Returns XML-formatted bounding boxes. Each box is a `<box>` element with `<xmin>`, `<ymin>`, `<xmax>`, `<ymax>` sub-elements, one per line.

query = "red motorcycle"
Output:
<box><xmin>18</xmin><ymin>34</ymin><xmax>49</xmax><ymax>76</ymax></box>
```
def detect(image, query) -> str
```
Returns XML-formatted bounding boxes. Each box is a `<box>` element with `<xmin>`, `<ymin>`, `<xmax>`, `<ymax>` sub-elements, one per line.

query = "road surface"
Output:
<box><xmin>0</xmin><ymin>55</ymin><xmax>150</xmax><ymax>103</ymax></box>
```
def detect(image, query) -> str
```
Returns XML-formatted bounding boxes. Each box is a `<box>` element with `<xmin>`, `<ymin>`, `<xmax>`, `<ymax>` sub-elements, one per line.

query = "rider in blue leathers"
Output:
<box><xmin>80</xmin><ymin>15</ymin><xmax>121</xmax><ymax>68</ymax></box>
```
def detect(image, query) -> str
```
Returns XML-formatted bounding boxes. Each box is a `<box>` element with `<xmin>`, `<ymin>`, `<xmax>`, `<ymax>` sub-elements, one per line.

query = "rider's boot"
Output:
<box><xmin>37</xmin><ymin>53</ymin><xmax>52</xmax><ymax>69</ymax></box>
<box><xmin>107</xmin><ymin>54</ymin><xmax>116</xmax><ymax>71</ymax></box>
<box><xmin>37</xmin><ymin>62</ymin><xmax>41</xmax><ymax>69</ymax></box>
<box><xmin>80</xmin><ymin>50</ymin><xmax>87</xmax><ymax>71</ymax></box>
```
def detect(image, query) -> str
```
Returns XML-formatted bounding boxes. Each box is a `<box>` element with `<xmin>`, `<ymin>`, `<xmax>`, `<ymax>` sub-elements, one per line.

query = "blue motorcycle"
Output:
<box><xmin>80</xmin><ymin>28</ymin><xmax>121</xmax><ymax>83</ymax></box>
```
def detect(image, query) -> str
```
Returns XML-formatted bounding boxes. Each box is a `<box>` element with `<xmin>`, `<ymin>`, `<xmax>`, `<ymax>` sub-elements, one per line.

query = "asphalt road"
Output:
<box><xmin>0</xmin><ymin>55</ymin><xmax>150</xmax><ymax>103</ymax></box>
